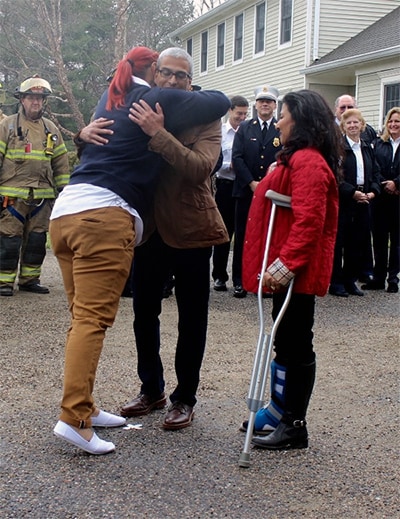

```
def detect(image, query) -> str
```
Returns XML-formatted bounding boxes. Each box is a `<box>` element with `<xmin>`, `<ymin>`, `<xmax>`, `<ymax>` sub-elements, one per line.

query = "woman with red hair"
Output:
<box><xmin>50</xmin><ymin>46</ymin><xmax>229</xmax><ymax>455</ymax></box>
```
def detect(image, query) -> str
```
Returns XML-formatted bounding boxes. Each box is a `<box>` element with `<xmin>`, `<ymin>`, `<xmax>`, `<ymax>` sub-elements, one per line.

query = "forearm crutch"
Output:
<box><xmin>239</xmin><ymin>189</ymin><xmax>294</xmax><ymax>468</ymax></box>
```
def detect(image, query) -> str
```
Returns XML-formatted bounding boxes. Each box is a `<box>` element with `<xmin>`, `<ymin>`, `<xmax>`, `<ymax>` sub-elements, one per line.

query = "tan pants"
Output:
<box><xmin>49</xmin><ymin>207</ymin><xmax>135</xmax><ymax>428</ymax></box>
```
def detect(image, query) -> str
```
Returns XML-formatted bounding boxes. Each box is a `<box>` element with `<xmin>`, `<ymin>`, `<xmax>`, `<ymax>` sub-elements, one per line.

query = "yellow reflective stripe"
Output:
<box><xmin>52</xmin><ymin>144</ymin><xmax>68</xmax><ymax>158</ymax></box>
<box><xmin>0</xmin><ymin>186</ymin><xmax>55</xmax><ymax>198</ymax></box>
<box><xmin>0</xmin><ymin>273</ymin><xmax>17</xmax><ymax>283</ymax></box>
<box><xmin>54</xmin><ymin>173</ymin><xmax>70</xmax><ymax>187</ymax></box>
<box><xmin>20</xmin><ymin>266</ymin><xmax>41</xmax><ymax>277</ymax></box>
<box><xmin>0</xmin><ymin>141</ymin><xmax>6</xmax><ymax>154</ymax></box>
<box><xmin>5</xmin><ymin>149</ymin><xmax>53</xmax><ymax>162</ymax></box>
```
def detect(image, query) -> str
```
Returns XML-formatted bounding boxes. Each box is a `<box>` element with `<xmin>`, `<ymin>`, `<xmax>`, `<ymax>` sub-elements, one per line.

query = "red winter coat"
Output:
<box><xmin>242</xmin><ymin>148</ymin><xmax>339</xmax><ymax>296</ymax></box>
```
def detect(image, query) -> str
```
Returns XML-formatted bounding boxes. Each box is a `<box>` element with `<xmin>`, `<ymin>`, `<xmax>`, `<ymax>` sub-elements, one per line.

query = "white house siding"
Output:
<box><xmin>171</xmin><ymin>0</ymin><xmax>399</xmax><ymax>105</ymax></box>
<box><xmin>357</xmin><ymin>62</ymin><xmax>400</xmax><ymax>129</ymax></box>
<box><xmin>317</xmin><ymin>0</ymin><xmax>399</xmax><ymax>59</ymax></box>
<box><xmin>183</xmin><ymin>1</ymin><xmax>312</xmax><ymax>102</ymax></box>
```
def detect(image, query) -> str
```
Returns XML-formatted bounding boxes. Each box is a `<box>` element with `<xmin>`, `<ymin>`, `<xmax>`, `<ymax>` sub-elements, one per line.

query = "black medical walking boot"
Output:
<box><xmin>252</xmin><ymin>361</ymin><xmax>315</xmax><ymax>450</ymax></box>
<box><xmin>251</xmin><ymin>416</ymin><xmax>308</xmax><ymax>450</ymax></box>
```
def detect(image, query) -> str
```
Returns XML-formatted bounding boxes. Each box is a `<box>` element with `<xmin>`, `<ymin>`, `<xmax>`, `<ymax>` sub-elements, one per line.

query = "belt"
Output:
<box><xmin>356</xmin><ymin>184</ymin><xmax>364</xmax><ymax>192</ymax></box>
<box><xmin>216</xmin><ymin>178</ymin><xmax>234</xmax><ymax>184</ymax></box>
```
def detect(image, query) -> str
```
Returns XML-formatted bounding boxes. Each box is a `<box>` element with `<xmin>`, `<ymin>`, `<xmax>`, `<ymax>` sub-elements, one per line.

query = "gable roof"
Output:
<box><xmin>304</xmin><ymin>6</ymin><xmax>400</xmax><ymax>73</ymax></box>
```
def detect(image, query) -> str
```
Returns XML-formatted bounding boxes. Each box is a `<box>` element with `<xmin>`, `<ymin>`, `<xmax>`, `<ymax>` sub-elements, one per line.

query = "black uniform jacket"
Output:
<box><xmin>339</xmin><ymin>136</ymin><xmax>381</xmax><ymax>208</ymax></box>
<box><xmin>231</xmin><ymin>117</ymin><xmax>282</xmax><ymax>198</ymax></box>
<box><xmin>373</xmin><ymin>138</ymin><xmax>400</xmax><ymax>189</ymax></box>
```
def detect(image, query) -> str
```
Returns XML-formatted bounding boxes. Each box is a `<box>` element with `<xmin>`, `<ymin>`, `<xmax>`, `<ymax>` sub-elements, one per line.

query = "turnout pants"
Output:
<box><xmin>0</xmin><ymin>198</ymin><xmax>53</xmax><ymax>287</ymax></box>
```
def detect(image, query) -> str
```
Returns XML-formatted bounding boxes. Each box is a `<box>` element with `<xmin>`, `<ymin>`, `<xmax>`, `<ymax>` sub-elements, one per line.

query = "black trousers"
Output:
<box><xmin>371</xmin><ymin>195</ymin><xmax>400</xmax><ymax>284</ymax></box>
<box><xmin>132</xmin><ymin>231</ymin><xmax>211</xmax><ymax>407</ymax></box>
<box><xmin>212</xmin><ymin>179</ymin><xmax>235</xmax><ymax>282</ymax></box>
<box><xmin>232</xmin><ymin>194</ymin><xmax>252</xmax><ymax>286</ymax></box>
<box><xmin>331</xmin><ymin>202</ymin><xmax>372</xmax><ymax>287</ymax></box>
<box><xmin>272</xmin><ymin>293</ymin><xmax>316</xmax><ymax>367</ymax></box>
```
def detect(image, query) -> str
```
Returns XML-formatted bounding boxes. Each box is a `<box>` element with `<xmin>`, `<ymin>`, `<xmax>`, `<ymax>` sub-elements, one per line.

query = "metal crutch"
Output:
<box><xmin>238</xmin><ymin>189</ymin><xmax>294</xmax><ymax>468</ymax></box>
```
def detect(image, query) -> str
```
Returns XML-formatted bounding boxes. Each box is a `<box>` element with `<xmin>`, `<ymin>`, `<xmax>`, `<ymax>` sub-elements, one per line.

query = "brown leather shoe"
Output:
<box><xmin>120</xmin><ymin>392</ymin><xmax>166</xmax><ymax>417</ymax></box>
<box><xmin>162</xmin><ymin>401</ymin><xmax>194</xmax><ymax>430</ymax></box>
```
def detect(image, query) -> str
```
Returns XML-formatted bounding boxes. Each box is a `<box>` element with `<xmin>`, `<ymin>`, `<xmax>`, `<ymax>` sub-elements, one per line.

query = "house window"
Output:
<box><xmin>217</xmin><ymin>22</ymin><xmax>225</xmax><ymax>68</ymax></box>
<box><xmin>280</xmin><ymin>0</ymin><xmax>292</xmax><ymax>45</ymax></box>
<box><xmin>234</xmin><ymin>14</ymin><xmax>244</xmax><ymax>61</ymax></box>
<box><xmin>201</xmin><ymin>31</ymin><xmax>208</xmax><ymax>73</ymax></box>
<box><xmin>254</xmin><ymin>2</ymin><xmax>265</xmax><ymax>54</ymax></box>
<box><xmin>384</xmin><ymin>83</ymin><xmax>400</xmax><ymax>114</ymax></box>
<box><xmin>187</xmin><ymin>38</ymin><xmax>193</xmax><ymax>56</ymax></box>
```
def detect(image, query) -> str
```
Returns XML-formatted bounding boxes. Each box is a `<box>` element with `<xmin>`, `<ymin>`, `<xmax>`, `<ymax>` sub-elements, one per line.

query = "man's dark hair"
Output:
<box><xmin>278</xmin><ymin>89</ymin><xmax>343</xmax><ymax>181</ymax></box>
<box><xmin>230</xmin><ymin>95</ymin><xmax>248</xmax><ymax>109</ymax></box>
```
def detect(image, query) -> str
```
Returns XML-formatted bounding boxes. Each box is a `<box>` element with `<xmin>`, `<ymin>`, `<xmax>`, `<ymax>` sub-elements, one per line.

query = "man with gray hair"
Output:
<box><xmin>334</xmin><ymin>94</ymin><xmax>377</xmax><ymax>144</ymax></box>
<box><xmin>79</xmin><ymin>47</ymin><xmax>228</xmax><ymax>430</ymax></box>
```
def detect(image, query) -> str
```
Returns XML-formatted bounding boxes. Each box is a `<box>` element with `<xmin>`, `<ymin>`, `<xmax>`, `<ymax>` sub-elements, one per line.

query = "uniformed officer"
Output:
<box><xmin>0</xmin><ymin>76</ymin><xmax>69</xmax><ymax>296</ymax></box>
<box><xmin>231</xmin><ymin>85</ymin><xmax>282</xmax><ymax>297</ymax></box>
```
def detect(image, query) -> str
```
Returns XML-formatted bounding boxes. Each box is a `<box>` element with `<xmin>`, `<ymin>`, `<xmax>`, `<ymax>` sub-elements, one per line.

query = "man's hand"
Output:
<box><xmin>129</xmin><ymin>100</ymin><xmax>164</xmax><ymax>137</ymax></box>
<box><xmin>80</xmin><ymin>117</ymin><xmax>114</xmax><ymax>145</ymax></box>
<box><xmin>249</xmin><ymin>180</ymin><xmax>259</xmax><ymax>192</ymax></box>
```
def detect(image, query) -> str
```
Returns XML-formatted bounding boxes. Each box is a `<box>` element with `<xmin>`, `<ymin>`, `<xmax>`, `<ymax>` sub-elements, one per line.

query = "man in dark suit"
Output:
<box><xmin>231</xmin><ymin>85</ymin><xmax>282</xmax><ymax>297</ymax></box>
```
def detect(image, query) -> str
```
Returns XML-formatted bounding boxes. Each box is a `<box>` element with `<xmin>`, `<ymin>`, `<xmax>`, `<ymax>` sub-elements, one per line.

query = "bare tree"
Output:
<box><xmin>195</xmin><ymin>0</ymin><xmax>225</xmax><ymax>16</ymax></box>
<box><xmin>0</xmin><ymin>0</ymin><xmax>196</xmax><ymax>136</ymax></box>
<box><xmin>36</xmin><ymin>0</ymin><xmax>85</xmax><ymax>135</ymax></box>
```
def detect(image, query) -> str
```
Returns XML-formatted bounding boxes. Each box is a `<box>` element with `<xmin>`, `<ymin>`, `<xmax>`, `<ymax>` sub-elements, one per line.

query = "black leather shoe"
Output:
<box><xmin>163</xmin><ymin>401</ymin><xmax>194</xmax><ymax>430</ymax></box>
<box><xmin>213</xmin><ymin>279</ymin><xmax>227</xmax><ymax>292</ymax></box>
<box><xmin>251</xmin><ymin>420</ymin><xmax>308</xmax><ymax>450</ymax></box>
<box><xmin>328</xmin><ymin>287</ymin><xmax>349</xmax><ymax>297</ymax></box>
<box><xmin>120</xmin><ymin>392</ymin><xmax>166</xmax><ymax>417</ymax></box>
<box><xmin>387</xmin><ymin>283</ymin><xmax>398</xmax><ymax>293</ymax></box>
<box><xmin>361</xmin><ymin>280</ymin><xmax>385</xmax><ymax>290</ymax></box>
<box><xmin>358</xmin><ymin>274</ymin><xmax>373</xmax><ymax>284</ymax></box>
<box><xmin>345</xmin><ymin>284</ymin><xmax>364</xmax><ymax>296</ymax></box>
<box><xmin>19</xmin><ymin>282</ymin><xmax>49</xmax><ymax>294</ymax></box>
<box><xmin>233</xmin><ymin>285</ymin><xmax>247</xmax><ymax>298</ymax></box>
<box><xmin>0</xmin><ymin>286</ymin><xmax>13</xmax><ymax>296</ymax></box>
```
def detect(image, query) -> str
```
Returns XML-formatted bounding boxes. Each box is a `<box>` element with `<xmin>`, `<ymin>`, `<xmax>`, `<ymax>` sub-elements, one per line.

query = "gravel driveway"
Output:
<box><xmin>0</xmin><ymin>251</ymin><xmax>398</xmax><ymax>518</ymax></box>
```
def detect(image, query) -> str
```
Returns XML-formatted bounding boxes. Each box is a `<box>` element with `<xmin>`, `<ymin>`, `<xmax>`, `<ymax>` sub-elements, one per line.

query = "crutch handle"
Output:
<box><xmin>266</xmin><ymin>189</ymin><xmax>291</xmax><ymax>208</ymax></box>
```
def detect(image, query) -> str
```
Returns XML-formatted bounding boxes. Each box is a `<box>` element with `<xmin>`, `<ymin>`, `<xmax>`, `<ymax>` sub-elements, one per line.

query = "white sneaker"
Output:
<box><xmin>91</xmin><ymin>410</ymin><xmax>126</xmax><ymax>428</ymax></box>
<box><xmin>53</xmin><ymin>420</ymin><xmax>115</xmax><ymax>455</ymax></box>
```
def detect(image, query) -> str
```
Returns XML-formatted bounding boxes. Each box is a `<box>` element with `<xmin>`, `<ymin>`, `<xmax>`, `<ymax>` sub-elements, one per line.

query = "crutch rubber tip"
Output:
<box><xmin>238</xmin><ymin>453</ymin><xmax>251</xmax><ymax>468</ymax></box>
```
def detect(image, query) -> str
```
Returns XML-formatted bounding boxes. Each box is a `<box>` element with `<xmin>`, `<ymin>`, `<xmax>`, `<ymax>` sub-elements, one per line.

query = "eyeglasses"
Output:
<box><xmin>156</xmin><ymin>68</ymin><xmax>192</xmax><ymax>81</ymax></box>
<box><xmin>339</xmin><ymin>105</ymin><xmax>354</xmax><ymax>110</ymax></box>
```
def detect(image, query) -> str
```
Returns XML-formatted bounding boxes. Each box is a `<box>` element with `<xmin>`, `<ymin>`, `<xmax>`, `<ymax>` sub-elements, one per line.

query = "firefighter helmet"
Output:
<box><xmin>14</xmin><ymin>75</ymin><xmax>52</xmax><ymax>99</ymax></box>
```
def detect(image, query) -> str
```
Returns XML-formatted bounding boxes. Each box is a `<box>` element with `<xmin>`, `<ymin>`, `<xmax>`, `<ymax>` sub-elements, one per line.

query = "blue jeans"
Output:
<box><xmin>132</xmin><ymin>231</ymin><xmax>211</xmax><ymax>407</ymax></box>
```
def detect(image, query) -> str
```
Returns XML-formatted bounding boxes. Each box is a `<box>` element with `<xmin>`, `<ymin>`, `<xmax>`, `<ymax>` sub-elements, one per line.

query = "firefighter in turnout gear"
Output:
<box><xmin>0</xmin><ymin>76</ymin><xmax>69</xmax><ymax>296</ymax></box>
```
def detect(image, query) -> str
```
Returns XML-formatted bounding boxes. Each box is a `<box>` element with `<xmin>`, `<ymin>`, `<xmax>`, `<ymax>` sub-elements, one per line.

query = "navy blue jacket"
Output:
<box><xmin>69</xmin><ymin>83</ymin><xmax>230</xmax><ymax>220</ymax></box>
<box><xmin>339</xmin><ymin>137</ymin><xmax>381</xmax><ymax>208</ymax></box>
<box><xmin>373</xmin><ymin>138</ymin><xmax>400</xmax><ymax>189</ymax></box>
<box><xmin>231</xmin><ymin>117</ymin><xmax>282</xmax><ymax>198</ymax></box>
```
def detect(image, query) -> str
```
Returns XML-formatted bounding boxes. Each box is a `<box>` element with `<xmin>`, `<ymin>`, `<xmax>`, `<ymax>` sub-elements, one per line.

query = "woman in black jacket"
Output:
<box><xmin>362</xmin><ymin>107</ymin><xmax>400</xmax><ymax>293</ymax></box>
<box><xmin>329</xmin><ymin>109</ymin><xmax>381</xmax><ymax>297</ymax></box>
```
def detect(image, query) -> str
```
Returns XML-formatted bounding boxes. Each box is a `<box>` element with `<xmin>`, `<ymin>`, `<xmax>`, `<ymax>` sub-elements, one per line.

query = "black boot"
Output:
<box><xmin>252</xmin><ymin>416</ymin><xmax>308</xmax><ymax>450</ymax></box>
<box><xmin>252</xmin><ymin>361</ymin><xmax>315</xmax><ymax>450</ymax></box>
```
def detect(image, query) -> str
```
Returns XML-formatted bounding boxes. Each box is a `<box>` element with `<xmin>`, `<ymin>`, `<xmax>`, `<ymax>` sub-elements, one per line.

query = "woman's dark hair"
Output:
<box><xmin>106</xmin><ymin>46</ymin><xmax>159</xmax><ymax>111</ymax></box>
<box><xmin>277</xmin><ymin>89</ymin><xmax>343</xmax><ymax>181</ymax></box>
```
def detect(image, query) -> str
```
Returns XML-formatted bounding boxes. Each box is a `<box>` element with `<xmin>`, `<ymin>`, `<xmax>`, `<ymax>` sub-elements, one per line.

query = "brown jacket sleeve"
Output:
<box><xmin>148</xmin><ymin>120</ymin><xmax>228</xmax><ymax>249</ymax></box>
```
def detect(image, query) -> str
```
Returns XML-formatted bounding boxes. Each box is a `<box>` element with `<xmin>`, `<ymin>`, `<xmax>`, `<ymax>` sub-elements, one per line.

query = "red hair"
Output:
<box><xmin>106</xmin><ymin>46</ymin><xmax>159</xmax><ymax>111</ymax></box>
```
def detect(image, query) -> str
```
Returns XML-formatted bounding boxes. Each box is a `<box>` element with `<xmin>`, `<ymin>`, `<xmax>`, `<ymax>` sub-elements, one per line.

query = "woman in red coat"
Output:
<box><xmin>241</xmin><ymin>90</ymin><xmax>342</xmax><ymax>450</ymax></box>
